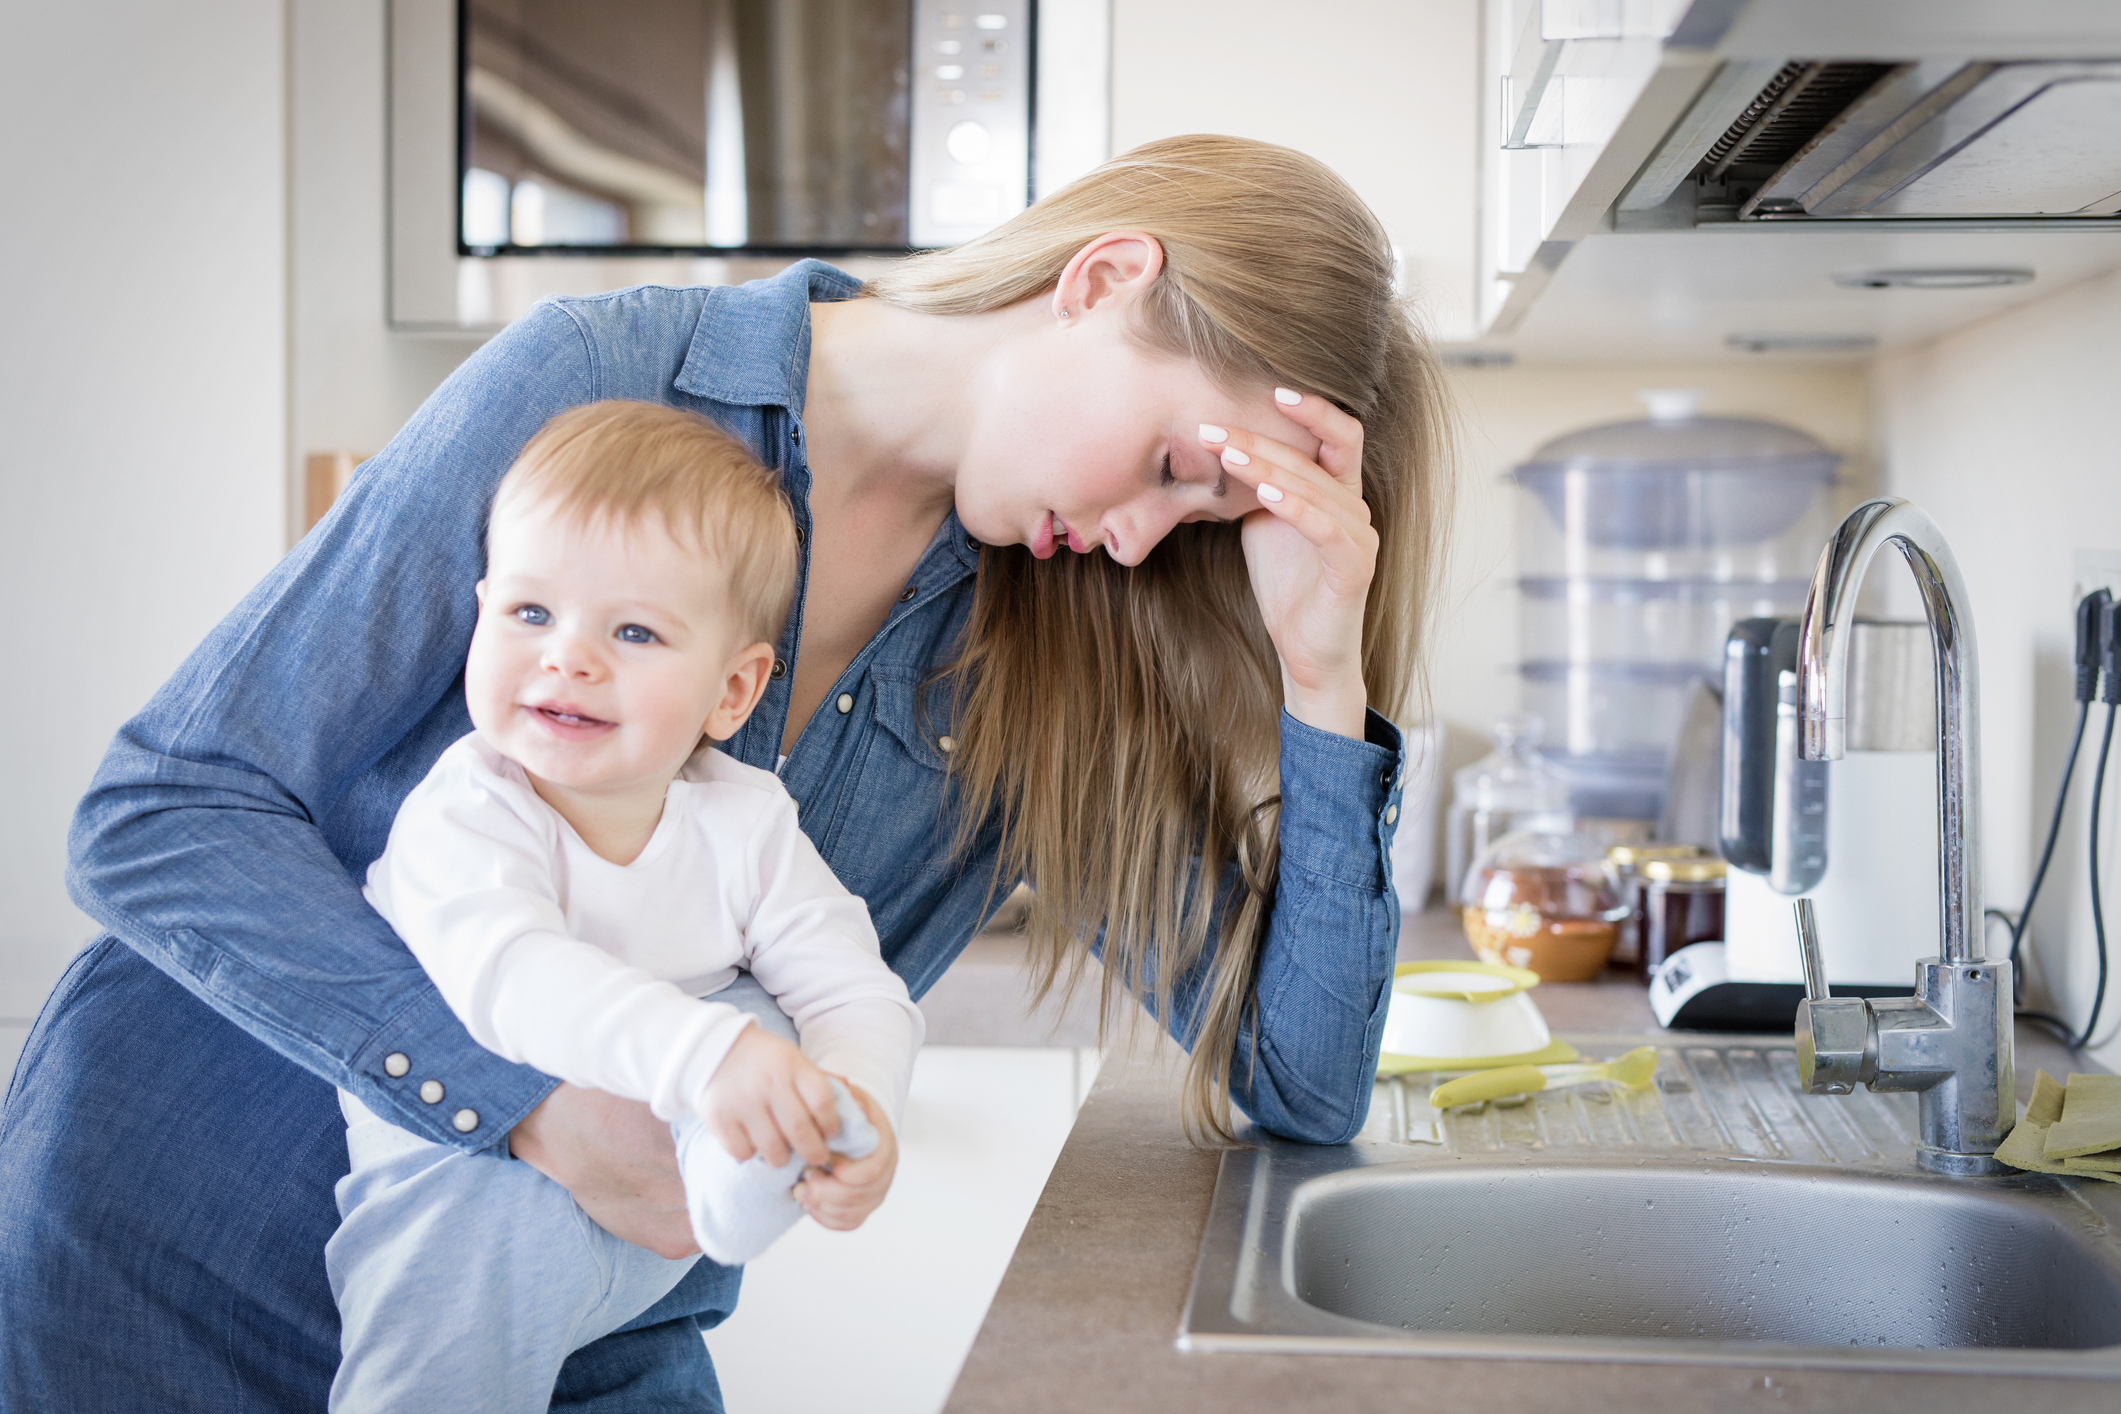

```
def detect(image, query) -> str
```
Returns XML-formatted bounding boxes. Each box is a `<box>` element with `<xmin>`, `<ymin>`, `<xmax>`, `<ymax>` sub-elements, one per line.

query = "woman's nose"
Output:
<box><xmin>1101</xmin><ymin>501</ymin><xmax>1179</xmax><ymax>567</ymax></box>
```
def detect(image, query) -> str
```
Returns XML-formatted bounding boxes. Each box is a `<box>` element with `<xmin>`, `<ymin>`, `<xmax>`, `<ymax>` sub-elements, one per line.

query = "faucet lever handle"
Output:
<box><xmin>1794</xmin><ymin>898</ymin><xmax>1829</xmax><ymax>1003</ymax></box>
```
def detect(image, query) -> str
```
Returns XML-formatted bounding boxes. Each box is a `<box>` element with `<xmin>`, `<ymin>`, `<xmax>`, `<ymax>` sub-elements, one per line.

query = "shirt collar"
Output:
<box><xmin>672</xmin><ymin>258</ymin><xmax>865</xmax><ymax>415</ymax></box>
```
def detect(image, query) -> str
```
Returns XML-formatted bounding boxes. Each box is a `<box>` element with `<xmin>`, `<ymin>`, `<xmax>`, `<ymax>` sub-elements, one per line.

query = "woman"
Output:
<box><xmin>0</xmin><ymin>136</ymin><xmax>1450</xmax><ymax>1410</ymax></box>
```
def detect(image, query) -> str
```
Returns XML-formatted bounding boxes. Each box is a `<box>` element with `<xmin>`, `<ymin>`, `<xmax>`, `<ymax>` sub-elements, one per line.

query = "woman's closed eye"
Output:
<box><xmin>1160</xmin><ymin>450</ymin><xmax>1228</xmax><ymax>500</ymax></box>
<box><xmin>512</xmin><ymin>603</ymin><xmax>552</xmax><ymax>626</ymax></box>
<box><xmin>615</xmin><ymin>623</ymin><xmax>659</xmax><ymax>645</ymax></box>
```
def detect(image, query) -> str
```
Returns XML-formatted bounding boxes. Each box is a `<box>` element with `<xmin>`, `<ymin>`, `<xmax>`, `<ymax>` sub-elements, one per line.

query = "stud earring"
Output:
<box><xmin>1059</xmin><ymin>308</ymin><xmax>1071</xmax><ymax>319</ymax></box>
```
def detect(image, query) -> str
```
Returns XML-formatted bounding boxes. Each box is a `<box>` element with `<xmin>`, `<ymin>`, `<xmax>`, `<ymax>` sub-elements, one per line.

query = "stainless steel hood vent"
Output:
<box><xmin>1621</xmin><ymin>56</ymin><xmax>2121</xmax><ymax>227</ymax></box>
<box><xmin>1744</xmin><ymin>61</ymin><xmax>2121</xmax><ymax>220</ymax></box>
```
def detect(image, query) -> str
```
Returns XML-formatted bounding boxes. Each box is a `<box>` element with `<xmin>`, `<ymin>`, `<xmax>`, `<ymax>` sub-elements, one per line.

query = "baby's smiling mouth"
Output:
<box><xmin>527</xmin><ymin>702</ymin><xmax>614</xmax><ymax>731</ymax></box>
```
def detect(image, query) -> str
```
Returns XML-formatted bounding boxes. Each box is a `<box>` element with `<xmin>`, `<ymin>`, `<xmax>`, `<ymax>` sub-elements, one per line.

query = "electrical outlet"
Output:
<box><xmin>2075</xmin><ymin>548</ymin><xmax>2121</xmax><ymax>604</ymax></box>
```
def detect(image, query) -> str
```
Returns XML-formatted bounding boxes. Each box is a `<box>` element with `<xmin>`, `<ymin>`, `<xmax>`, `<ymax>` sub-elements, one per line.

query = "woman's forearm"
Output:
<box><xmin>1195</xmin><ymin>706</ymin><xmax>1405</xmax><ymax>1143</ymax></box>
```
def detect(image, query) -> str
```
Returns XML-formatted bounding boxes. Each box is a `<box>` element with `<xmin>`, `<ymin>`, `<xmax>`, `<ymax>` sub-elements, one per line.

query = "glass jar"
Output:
<box><xmin>1638</xmin><ymin>856</ymin><xmax>1728</xmax><ymax>981</ymax></box>
<box><xmin>1605</xmin><ymin>844</ymin><xmax>1706</xmax><ymax>969</ymax></box>
<box><xmin>1444</xmin><ymin>713</ymin><xmax>1572</xmax><ymax>897</ymax></box>
<box><xmin>1460</xmin><ymin>830</ymin><xmax>1628</xmax><ymax>982</ymax></box>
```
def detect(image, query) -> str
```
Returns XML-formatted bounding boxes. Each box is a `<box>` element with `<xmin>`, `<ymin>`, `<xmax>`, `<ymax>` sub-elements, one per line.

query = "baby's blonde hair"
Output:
<box><xmin>493</xmin><ymin>400</ymin><xmax>799</xmax><ymax>644</ymax></box>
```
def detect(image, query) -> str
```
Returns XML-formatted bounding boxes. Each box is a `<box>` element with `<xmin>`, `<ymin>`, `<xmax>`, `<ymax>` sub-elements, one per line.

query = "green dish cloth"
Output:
<box><xmin>1996</xmin><ymin>1071</ymin><xmax>2121</xmax><ymax>1182</ymax></box>
<box><xmin>2043</xmin><ymin>1072</ymin><xmax>2121</xmax><ymax>1160</ymax></box>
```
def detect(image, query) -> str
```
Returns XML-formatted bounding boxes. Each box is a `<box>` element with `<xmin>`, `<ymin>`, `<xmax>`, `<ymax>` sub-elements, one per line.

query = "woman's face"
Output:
<box><xmin>951</xmin><ymin>287</ymin><xmax>1321</xmax><ymax>567</ymax></box>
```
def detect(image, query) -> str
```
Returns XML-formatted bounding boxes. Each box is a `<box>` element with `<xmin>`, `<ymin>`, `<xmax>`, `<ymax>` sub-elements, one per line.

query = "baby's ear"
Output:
<box><xmin>473</xmin><ymin>578</ymin><xmax>488</xmax><ymax>606</ymax></box>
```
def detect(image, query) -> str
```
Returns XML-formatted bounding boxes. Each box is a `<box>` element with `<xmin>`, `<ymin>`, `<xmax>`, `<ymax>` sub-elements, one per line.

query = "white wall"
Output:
<box><xmin>0</xmin><ymin>0</ymin><xmax>290</xmax><ymax>1062</ymax></box>
<box><xmin>1110</xmin><ymin>0</ymin><xmax>1480</xmax><ymax>341</ymax></box>
<box><xmin>1873</xmin><ymin>267</ymin><xmax>2121</xmax><ymax>1070</ymax></box>
<box><xmin>290</xmin><ymin>0</ymin><xmax>483</xmax><ymax>500</ymax></box>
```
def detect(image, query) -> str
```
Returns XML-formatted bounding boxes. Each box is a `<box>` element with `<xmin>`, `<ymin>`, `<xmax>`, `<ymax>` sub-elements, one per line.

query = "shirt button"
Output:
<box><xmin>836</xmin><ymin>693</ymin><xmax>854</xmax><ymax>714</ymax></box>
<box><xmin>795</xmin><ymin>526</ymin><xmax>805</xmax><ymax>546</ymax></box>
<box><xmin>452</xmin><ymin>1108</ymin><xmax>480</xmax><ymax>1133</ymax></box>
<box><xmin>938</xmin><ymin>735</ymin><xmax>956</xmax><ymax>753</ymax></box>
<box><xmin>899</xmin><ymin>584</ymin><xmax>917</xmax><ymax>603</ymax></box>
<box><xmin>965</xmin><ymin>535</ymin><xmax>980</xmax><ymax>551</ymax></box>
<box><xmin>1380</xmin><ymin>768</ymin><xmax>1392</xmax><ymax>790</ymax></box>
<box><xmin>771</xmin><ymin>657</ymin><xmax>788</xmax><ymax>680</ymax></box>
<box><xmin>1384</xmin><ymin>804</ymin><xmax>1400</xmax><ymax>826</ymax></box>
<box><xmin>419</xmin><ymin>1080</ymin><xmax>445</xmax><ymax>1104</ymax></box>
<box><xmin>384</xmin><ymin>1052</ymin><xmax>410</xmax><ymax>1079</ymax></box>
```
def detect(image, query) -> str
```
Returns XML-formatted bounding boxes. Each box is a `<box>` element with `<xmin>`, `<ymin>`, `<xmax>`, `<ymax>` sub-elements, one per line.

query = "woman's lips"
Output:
<box><xmin>1032</xmin><ymin>511</ymin><xmax>1094</xmax><ymax>558</ymax></box>
<box><xmin>526</xmin><ymin>703</ymin><xmax>615</xmax><ymax>740</ymax></box>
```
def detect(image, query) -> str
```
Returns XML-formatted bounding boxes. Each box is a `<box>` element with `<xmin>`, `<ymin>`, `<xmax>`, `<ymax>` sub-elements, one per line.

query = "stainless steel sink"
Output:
<box><xmin>1179</xmin><ymin>1036</ymin><xmax>2121</xmax><ymax>1376</ymax></box>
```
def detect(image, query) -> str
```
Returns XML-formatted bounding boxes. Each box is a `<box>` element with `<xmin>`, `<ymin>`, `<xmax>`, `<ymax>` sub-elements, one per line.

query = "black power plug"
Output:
<box><xmin>2078</xmin><ymin>587</ymin><xmax>2112</xmax><ymax>703</ymax></box>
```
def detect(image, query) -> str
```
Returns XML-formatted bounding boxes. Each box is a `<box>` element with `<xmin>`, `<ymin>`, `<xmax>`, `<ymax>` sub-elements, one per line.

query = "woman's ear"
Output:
<box><xmin>701</xmin><ymin>641</ymin><xmax>777</xmax><ymax>741</ymax></box>
<box><xmin>1052</xmin><ymin>231</ymin><xmax>1166</xmax><ymax>321</ymax></box>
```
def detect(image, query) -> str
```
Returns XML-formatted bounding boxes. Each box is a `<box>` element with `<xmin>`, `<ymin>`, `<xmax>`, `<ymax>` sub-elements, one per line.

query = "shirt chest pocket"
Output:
<box><xmin>819</xmin><ymin>668</ymin><xmax>962</xmax><ymax>894</ymax></box>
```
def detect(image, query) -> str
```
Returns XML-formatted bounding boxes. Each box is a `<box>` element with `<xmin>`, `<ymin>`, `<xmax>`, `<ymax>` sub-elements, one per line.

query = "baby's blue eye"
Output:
<box><xmin>514</xmin><ymin>604</ymin><xmax>551</xmax><ymax>626</ymax></box>
<box><xmin>616</xmin><ymin>624</ymin><xmax>657</xmax><ymax>645</ymax></box>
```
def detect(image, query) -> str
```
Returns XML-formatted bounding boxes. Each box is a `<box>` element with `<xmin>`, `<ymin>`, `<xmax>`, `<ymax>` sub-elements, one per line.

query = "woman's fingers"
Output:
<box><xmin>1200</xmin><ymin>421</ymin><xmax>1368</xmax><ymax>523</ymax></box>
<box><xmin>1207</xmin><ymin>438</ymin><xmax>1375</xmax><ymax>565</ymax></box>
<box><xmin>1268</xmin><ymin>387</ymin><xmax>1366</xmax><ymax>488</ymax></box>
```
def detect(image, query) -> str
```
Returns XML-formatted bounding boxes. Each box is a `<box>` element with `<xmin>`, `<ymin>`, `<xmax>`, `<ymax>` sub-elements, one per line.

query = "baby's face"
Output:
<box><xmin>466</xmin><ymin>493</ymin><xmax>753</xmax><ymax>796</ymax></box>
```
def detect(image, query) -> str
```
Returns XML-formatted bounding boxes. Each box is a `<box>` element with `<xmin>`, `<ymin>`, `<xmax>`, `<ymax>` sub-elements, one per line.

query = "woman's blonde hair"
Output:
<box><xmin>868</xmin><ymin>135</ymin><xmax>1456</xmax><ymax>1141</ymax></box>
<box><xmin>495</xmin><ymin>400</ymin><xmax>800</xmax><ymax>644</ymax></box>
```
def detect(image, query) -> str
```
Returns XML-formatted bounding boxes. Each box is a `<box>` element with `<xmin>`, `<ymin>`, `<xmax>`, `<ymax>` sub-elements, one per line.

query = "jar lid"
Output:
<box><xmin>1606</xmin><ymin>843</ymin><xmax>1705</xmax><ymax>867</ymax></box>
<box><xmin>1644</xmin><ymin>857</ymin><xmax>1728</xmax><ymax>882</ymax></box>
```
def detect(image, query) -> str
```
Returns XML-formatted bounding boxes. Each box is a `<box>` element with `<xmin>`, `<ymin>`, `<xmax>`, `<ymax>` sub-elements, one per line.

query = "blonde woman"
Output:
<box><xmin>1</xmin><ymin>136</ymin><xmax>1452</xmax><ymax>1410</ymax></box>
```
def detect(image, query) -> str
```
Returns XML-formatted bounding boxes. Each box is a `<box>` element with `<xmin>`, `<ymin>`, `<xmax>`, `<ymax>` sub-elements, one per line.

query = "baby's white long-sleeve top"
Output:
<box><xmin>363</xmin><ymin>734</ymin><xmax>924</xmax><ymax>1124</ymax></box>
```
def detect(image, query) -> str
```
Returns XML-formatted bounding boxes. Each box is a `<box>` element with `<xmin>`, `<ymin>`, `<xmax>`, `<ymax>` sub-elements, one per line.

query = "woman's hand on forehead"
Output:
<box><xmin>1196</xmin><ymin>388</ymin><xmax>1375</xmax><ymax>739</ymax></box>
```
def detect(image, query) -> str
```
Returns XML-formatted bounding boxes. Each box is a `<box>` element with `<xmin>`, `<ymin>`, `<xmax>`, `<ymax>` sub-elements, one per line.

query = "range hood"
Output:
<box><xmin>1473</xmin><ymin>2</ymin><xmax>2121</xmax><ymax>351</ymax></box>
<box><xmin>1621</xmin><ymin>56</ymin><xmax>2121</xmax><ymax>226</ymax></box>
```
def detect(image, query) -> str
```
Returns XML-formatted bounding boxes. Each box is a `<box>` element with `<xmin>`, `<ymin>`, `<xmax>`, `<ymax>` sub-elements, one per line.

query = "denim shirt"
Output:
<box><xmin>67</xmin><ymin>260</ymin><xmax>1407</xmax><ymax>1149</ymax></box>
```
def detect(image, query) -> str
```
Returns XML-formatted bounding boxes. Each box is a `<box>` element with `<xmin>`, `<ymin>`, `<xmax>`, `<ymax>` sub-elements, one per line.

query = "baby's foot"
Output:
<box><xmin>672</xmin><ymin>1078</ymin><xmax>877</xmax><ymax>1265</ymax></box>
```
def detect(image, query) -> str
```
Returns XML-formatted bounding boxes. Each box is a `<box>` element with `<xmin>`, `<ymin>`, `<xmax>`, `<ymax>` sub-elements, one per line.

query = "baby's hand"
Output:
<box><xmin>793</xmin><ymin>1083</ymin><xmax>897</xmax><ymax>1232</ymax></box>
<box><xmin>699</xmin><ymin>1024</ymin><xmax>842</xmax><ymax>1168</ymax></box>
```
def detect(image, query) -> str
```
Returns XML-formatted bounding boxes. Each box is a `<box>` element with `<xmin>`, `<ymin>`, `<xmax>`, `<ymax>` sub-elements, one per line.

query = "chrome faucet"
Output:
<box><xmin>1789</xmin><ymin>497</ymin><xmax>2015</xmax><ymax>1176</ymax></box>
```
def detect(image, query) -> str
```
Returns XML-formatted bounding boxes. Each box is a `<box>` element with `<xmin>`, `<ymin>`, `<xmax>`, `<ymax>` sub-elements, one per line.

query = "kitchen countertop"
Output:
<box><xmin>943</xmin><ymin>910</ymin><xmax>2110</xmax><ymax>1413</ymax></box>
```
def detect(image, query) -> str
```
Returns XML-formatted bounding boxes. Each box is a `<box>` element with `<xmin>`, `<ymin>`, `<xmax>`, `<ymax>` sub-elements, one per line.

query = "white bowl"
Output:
<box><xmin>1381</xmin><ymin>961</ymin><xmax>1554</xmax><ymax>1065</ymax></box>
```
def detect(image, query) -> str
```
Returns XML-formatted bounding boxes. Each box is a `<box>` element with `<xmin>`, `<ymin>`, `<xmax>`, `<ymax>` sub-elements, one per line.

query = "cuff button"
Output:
<box><xmin>383</xmin><ymin>1052</ymin><xmax>410</xmax><ymax>1078</ymax></box>
<box><xmin>419</xmin><ymin>1080</ymin><xmax>445</xmax><ymax>1104</ymax></box>
<box><xmin>452</xmin><ymin>1108</ymin><xmax>480</xmax><ymax>1133</ymax></box>
<box><xmin>1384</xmin><ymin>803</ymin><xmax>1400</xmax><ymax>825</ymax></box>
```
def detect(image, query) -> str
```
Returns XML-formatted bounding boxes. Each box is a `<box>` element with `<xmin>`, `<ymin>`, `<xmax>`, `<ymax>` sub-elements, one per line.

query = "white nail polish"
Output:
<box><xmin>1274</xmin><ymin>387</ymin><xmax>1302</xmax><ymax>406</ymax></box>
<box><xmin>1222</xmin><ymin>446</ymin><xmax>1251</xmax><ymax>466</ymax></box>
<box><xmin>1257</xmin><ymin>483</ymin><xmax>1284</xmax><ymax>502</ymax></box>
<box><xmin>1198</xmin><ymin>423</ymin><xmax>1227</xmax><ymax>443</ymax></box>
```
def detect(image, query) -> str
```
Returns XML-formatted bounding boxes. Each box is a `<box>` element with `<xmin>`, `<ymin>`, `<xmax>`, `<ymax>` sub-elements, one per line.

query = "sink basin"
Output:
<box><xmin>1180</xmin><ymin>1036</ymin><xmax>2121</xmax><ymax>1375</ymax></box>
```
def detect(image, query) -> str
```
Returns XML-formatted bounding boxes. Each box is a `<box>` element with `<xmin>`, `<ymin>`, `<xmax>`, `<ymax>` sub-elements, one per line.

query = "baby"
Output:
<box><xmin>326</xmin><ymin>400</ymin><xmax>923</xmax><ymax>1412</ymax></box>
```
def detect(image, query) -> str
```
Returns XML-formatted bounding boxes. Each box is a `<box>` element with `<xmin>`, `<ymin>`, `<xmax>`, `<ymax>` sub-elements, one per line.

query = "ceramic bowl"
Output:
<box><xmin>1378</xmin><ymin>960</ymin><xmax>1574</xmax><ymax>1072</ymax></box>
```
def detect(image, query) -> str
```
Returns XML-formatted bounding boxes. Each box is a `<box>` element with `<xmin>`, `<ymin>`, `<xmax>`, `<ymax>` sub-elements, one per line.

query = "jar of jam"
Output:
<box><xmin>1638</xmin><ymin>857</ymin><xmax>1727</xmax><ymax>981</ymax></box>
<box><xmin>1605</xmin><ymin>844</ymin><xmax>1705</xmax><ymax>969</ymax></box>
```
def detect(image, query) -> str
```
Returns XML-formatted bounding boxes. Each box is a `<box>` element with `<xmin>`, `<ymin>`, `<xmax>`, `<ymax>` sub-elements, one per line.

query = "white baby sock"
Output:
<box><xmin>672</xmin><ymin>1079</ymin><xmax>879</xmax><ymax>1266</ymax></box>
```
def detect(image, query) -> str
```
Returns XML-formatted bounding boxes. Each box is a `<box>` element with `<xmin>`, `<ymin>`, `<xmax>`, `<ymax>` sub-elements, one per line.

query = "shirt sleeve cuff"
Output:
<box><xmin>1276</xmin><ymin>706</ymin><xmax>1404</xmax><ymax>893</ymax></box>
<box><xmin>343</xmin><ymin>985</ymin><xmax>562</xmax><ymax>1153</ymax></box>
